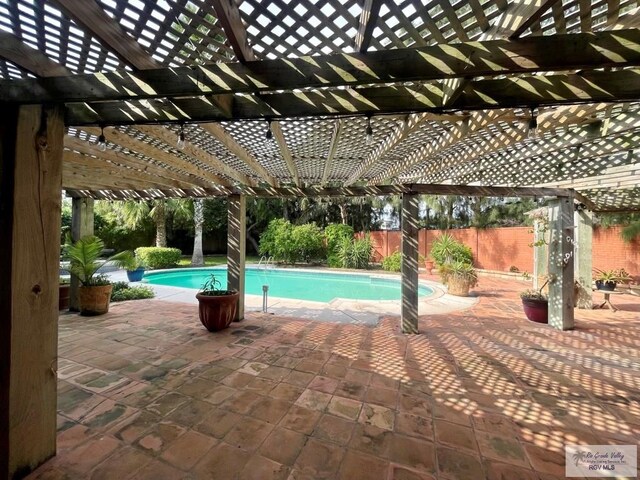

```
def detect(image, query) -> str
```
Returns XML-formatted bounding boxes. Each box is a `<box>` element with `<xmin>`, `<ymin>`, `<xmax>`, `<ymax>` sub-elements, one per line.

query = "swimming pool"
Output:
<box><xmin>144</xmin><ymin>267</ymin><xmax>434</xmax><ymax>303</ymax></box>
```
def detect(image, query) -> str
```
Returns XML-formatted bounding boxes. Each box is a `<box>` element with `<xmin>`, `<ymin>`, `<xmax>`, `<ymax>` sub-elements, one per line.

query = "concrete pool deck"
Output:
<box><xmin>109</xmin><ymin>267</ymin><xmax>478</xmax><ymax>326</ymax></box>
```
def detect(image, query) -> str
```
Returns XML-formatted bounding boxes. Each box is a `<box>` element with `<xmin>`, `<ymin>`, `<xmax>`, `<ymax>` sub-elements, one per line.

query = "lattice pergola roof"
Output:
<box><xmin>1</xmin><ymin>0</ymin><xmax>639</xmax><ymax>210</ymax></box>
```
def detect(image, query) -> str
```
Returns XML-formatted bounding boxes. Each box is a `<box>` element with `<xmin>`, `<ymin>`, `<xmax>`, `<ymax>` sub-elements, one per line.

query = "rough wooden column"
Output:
<box><xmin>69</xmin><ymin>196</ymin><xmax>94</xmax><ymax>311</ymax></box>
<box><xmin>533</xmin><ymin>216</ymin><xmax>548</xmax><ymax>290</ymax></box>
<box><xmin>227</xmin><ymin>194</ymin><xmax>246</xmax><ymax>321</ymax></box>
<box><xmin>548</xmin><ymin>197</ymin><xmax>575</xmax><ymax>330</ymax></box>
<box><xmin>0</xmin><ymin>105</ymin><xmax>64</xmax><ymax>479</ymax></box>
<box><xmin>401</xmin><ymin>193</ymin><xmax>420</xmax><ymax>334</ymax></box>
<box><xmin>574</xmin><ymin>207</ymin><xmax>593</xmax><ymax>309</ymax></box>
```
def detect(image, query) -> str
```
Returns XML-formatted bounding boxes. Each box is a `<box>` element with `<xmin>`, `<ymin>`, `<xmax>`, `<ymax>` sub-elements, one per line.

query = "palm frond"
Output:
<box><xmin>621</xmin><ymin>220</ymin><xmax>640</xmax><ymax>243</ymax></box>
<box><xmin>67</xmin><ymin>236</ymin><xmax>105</xmax><ymax>284</ymax></box>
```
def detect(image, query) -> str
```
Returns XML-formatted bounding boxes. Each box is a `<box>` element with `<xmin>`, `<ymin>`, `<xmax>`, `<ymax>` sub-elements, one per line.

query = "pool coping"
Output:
<box><xmin>109</xmin><ymin>265</ymin><xmax>477</xmax><ymax>326</ymax></box>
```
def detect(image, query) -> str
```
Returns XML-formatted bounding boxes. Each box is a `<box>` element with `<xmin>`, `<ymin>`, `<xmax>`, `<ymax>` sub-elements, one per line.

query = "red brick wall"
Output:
<box><xmin>362</xmin><ymin>225</ymin><xmax>640</xmax><ymax>275</ymax></box>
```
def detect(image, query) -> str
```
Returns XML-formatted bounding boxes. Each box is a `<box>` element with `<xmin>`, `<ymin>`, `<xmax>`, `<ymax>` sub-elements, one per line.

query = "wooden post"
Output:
<box><xmin>574</xmin><ymin>207</ymin><xmax>593</xmax><ymax>309</ymax></box>
<box><xmin>0</xmin><ymin>105</ymin><xmax>64</xmax><ymax>478</ymax></box>
<box><xmin>69</xmin><ymin>196</ymin><xmax>94</xmax><ymax>311</ymax></box>
<box><xmin>401</xmin><ymin>193</ymin><xmax>419</xmax><ymax>334</ymax></box>
<box><xmin>533</xmin><ymin>215</ymin><xmax>548</xmax><ymax>290</ymax></box>
<box><xmin>548</xmin><ymin>198</ymin><xmax>575</xmax><ymax>330</ymax></box>
<box><xmin>227</xmin><ymin>194</ymin><xmax>246</xmax><ymax>321</ymax></box>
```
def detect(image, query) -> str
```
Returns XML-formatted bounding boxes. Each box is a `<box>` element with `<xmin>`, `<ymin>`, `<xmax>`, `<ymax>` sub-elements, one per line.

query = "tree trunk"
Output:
<box><xmin>155</xmin><ymin>200</ymin><xmax>167</xmax><ymax>247</ymax></box>
<box><xmin>191</xmin><ymin>198</ymin><xmax>204</xmax><ymax>266</ymax></box>
<box><xmin>339</xmin><ymin>203</ymin><xmax>348</xmax><ymax>224</ymax></box>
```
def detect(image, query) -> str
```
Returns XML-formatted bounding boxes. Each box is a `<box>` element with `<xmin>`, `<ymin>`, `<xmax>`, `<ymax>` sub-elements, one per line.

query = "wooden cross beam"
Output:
<box><xmin>0</xmin><ymin>31</ymin><xmax>70</xmax><ymax>77</ymax></box>
<box><xmin>355</xmin><ymin>0</ymin><xmax>384</xmax><ymax>52</ymax></box>
<box><xmin>322</xmin><ymin>120</ymin><xmax>344</xmax><ymax>185</ymax></box>
<box><xmin>64</xmin><ymin>68</ymin><xmax>640</xmax><ymax>126</ymax></box>
<box><xmin>4</xmin><ymin>30</ymin><xmax>640</xmax><ymax>105</ymax></box>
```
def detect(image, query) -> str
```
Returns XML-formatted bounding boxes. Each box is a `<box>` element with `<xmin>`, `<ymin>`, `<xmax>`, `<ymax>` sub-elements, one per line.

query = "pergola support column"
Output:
<box><xmin>69</xmin><ymin>196</ymin><xmax>94</xmax><ymax>311</ymax></box>
<box><xmin>227</xmin><ymin>194</ymin><xmax>246</xmax><ymax>321</ymax></box>
<box><xmin>548</xmin><ymin>197</ymin><xmax>575</xmax><ymax>330</ymax></box>
<box><xmin>574</xmin><ymin>207</ymin><xmax>593</xmax><ymax>309</ymax></box>
<box><xmin>533</xmin><ymin>216</ymin><xmax>548</xmax><ymax>291</ymax></box>
<box><xmin>0</xmin><ymin>105</ymin><xmax>64</xmax><ymax>478</ymax></box>
<box><xmin>401</xmin><ymin>193</ymin><xmax>419</xmax><ymax>334</ymax></box>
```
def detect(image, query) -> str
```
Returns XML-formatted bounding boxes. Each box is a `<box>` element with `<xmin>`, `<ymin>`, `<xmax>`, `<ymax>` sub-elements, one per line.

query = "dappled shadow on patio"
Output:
<box><xmin>29</xmin><ymin>278</ymin><xmax>640</xmax><ymax>480</ymax></box>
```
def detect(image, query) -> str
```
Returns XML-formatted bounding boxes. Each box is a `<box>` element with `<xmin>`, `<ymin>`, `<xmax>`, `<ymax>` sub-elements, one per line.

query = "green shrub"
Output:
<box><xmin>430</xmin><ymin>233</ymin><xmax>473</xmax><ymax>266</ymax></box>
<box><xmin>135</xmin><ymin>247</ymin><xmax>182</xmax><ymax>269</ymax></box>
<box><xmin>382</xmin><ymin>251</ymin><xmax>402</xmax><ymax>272</ymax></box>
<box><xmin>325</xmin><ymin>224</ymin><xmax>354</xmax><ymax>267</ymax></box>
<box><xmin>259</xmin><ymin>219</ymin><xmax>324</xmax><ymax>264</ymax></box>
<box><xmin>337</xmin><ymin>234</ymin><xmax>372</xmax><ymax>269</ymax></box>
<box><xmin>111</xmin><ymin>282</ymin><xmax>155</xmax><ymax>302</ymax></box>
<box><xmin>291</xmin><ymin>223</ymin><xmax>325</xmax><ymax>263</ymax></box>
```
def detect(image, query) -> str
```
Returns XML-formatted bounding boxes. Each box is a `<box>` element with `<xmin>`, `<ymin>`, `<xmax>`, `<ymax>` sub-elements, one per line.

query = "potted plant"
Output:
<box><xmin>59</xmin><ymin>277</ymin><xmax>71</xmax><ymax>310</ymax></box>
<box><xmin>196</xmin><ymin>274</ymin><xmax>239</xmax><ymax>332</ymax></box>
<box><xmin>593</xmin><ymin>268</ymin><xmax>631</xmax><ymax>291</ymax></box>
<box><xmin>439</xmin><ymin>260</ymin><xmax>478</xmax><ymax>296</ymax></box>
<box><xmin>520</xmin><ymin>278</ymin><xmax>549</xmax><ymax>323</ymax></box>
<box><xmin>420</xmin><ymin>254</ymin><xmax>435</xmax><ymax>273</ymax></box>
<box><xmin>66</xmin><ymin>235</ymin><xmax>128</xmax><ymax>316</ymax></box>
<box><xmin>113</xmin><ymin>250</ymin><xmax>146</xmax><ymax>282</ymax></box>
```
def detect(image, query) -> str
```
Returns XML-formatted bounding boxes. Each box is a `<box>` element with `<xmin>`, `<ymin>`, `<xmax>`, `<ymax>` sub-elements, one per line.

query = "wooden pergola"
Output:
<box><xmin>1</xmin><ymin>0</ymin><xmax>639</xmax><ymax>477</ymax></box>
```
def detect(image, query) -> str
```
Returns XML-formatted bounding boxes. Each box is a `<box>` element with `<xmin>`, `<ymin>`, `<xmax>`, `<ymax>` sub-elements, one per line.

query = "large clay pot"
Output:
<box><xmin>424</xmin><ymin>259</ymin><xmax>435</xmax><ymax>273</ymax></box>
<box><xmin>59</xmin><ymin>284</ymin><xmax>71</xmax><ymax>310</ymax></box>
<box><xmin>196</xmin><ymin>291</ymin><xmax>239</xmax><ymax>332</ymax></box>
<box><xmin>126</xmin><ymin>267</ymin><xmax>145</xmax><ymax>282</ymax></box>
<box><xmin>522</xmin><ymin>298</ymin><xmax>548</xmax><ymax>323</ymax></box>
<box><xmin>447</xmin><ymin>276</ymin><xmax>471</xmax><ymax>297</ymax></box>
<box><xmin>78</xmin><ymin>285</ymin><xmax>113</xmax><ymax>316</ymax></box>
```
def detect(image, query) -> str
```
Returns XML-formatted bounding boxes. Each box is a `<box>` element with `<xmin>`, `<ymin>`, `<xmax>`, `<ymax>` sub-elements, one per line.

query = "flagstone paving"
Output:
<box><xmin>27</xmin><ymin>277</ymin><xmax>640</xmax><ymax>480</ymax></box>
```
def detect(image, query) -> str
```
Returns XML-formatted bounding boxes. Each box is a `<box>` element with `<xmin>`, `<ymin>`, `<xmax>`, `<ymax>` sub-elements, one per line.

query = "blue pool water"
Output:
<box><xmin>144</xmin><ymin>267</ymin><xmax>434</xmax><ymax>303</ymax></box>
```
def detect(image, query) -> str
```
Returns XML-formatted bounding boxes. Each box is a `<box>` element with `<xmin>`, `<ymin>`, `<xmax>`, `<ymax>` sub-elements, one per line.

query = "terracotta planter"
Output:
<box><xmin>196</xmin><ymin>291</ymin><xmax>239</xmax><ymax>332</ymax></box>
<box><xmin>522</xmin><ymin>297</ymin><xmax>548</xmax><ymax>323</ymax></box>
<box><xmin>59</xmin><ymin>284</ymin><xmax>71</xmax><ymax>310</ymax></box>
<box><xmin>126</xmin><ymin>267</ymin><xmax>145</xmax><ymax>282</ymax></box>
<box><xmin>424</xmin><ymin>259</ymin><xmax>435</xmax><ymax>272</ymax></box>
<box><xmin>447</xmin><ymin>276</ymin><xmax>472</xmax><ymax>297</ymax></box>
<box><xmin>78</xmin><ymin>285</ymin><xmax>113</xmax><ymax>316</ymax></box>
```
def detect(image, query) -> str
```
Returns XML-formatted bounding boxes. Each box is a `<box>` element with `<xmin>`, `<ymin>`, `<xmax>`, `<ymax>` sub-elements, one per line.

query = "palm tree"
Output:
<box><xmin>191</xmin><ymin>198</ymin><xmax>205</xmax><ymax>266</ymax></box>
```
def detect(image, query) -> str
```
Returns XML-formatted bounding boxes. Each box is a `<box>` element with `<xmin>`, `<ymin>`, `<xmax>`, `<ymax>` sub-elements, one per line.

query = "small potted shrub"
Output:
<box><xmin>439</xmin><ymin>260</ymin><xmax>478</xmax><ymax>296</ymax></box>
<box><xmin>59</xmin><ymin>277</ymin><xmax>71</xmax><ymax>310</ymax></box>
<box><xmin>196</xmin><ymin>274</ymin><xmax>239</xmax><ymax>332</ymax></box>
<box><xmin>114</xmin><ymin>250</ymin><xmax>147</xmax><ymax>282</ymax></box>
<box><xmin>593</xmin><ymin>268</ymin><xmax>631</xmax><ymax>291</ymax></box>
<box><xmin>520</xmin><ymin>279</ymin><xmax>548</xmax><ymax>323</ymax></box>
<box><xmin>420</xmin><ymin>254</ymin><xmax>435</xmax><ymax>273</ymax></box>
<box><xmin>67</xmin><ymin>235</ymin><xmax>128</xmax><ymax>316</ymax></box>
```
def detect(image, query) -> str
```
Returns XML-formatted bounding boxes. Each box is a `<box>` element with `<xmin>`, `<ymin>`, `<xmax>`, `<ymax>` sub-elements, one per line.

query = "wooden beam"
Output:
<box><xmin>63</xmin><ymin>151</ymin><xmax>196</xmax><ymax>190</ymax></box>
<box><xmin>49</xmin><ymin>0</ymin><xmax>157</xmax><ymax>70</ymax></box>
<box><xmin>509</xmin><ymin>0</ymin><xmax>563</xmax><ymax>39</ymax></box>
<box><xmin>482</xmin><ymin>0</ymin><xmax>551</xmax><ymax>38</ymax></box>
<box><xmin>0</xmin><ymin>105</ymin><xmax>63</xmax><ymax>478</ymax></box>
<box><xmin>0</xmin><ymin>31</ymin><xmax>70</xmax><ymax>77</ymax></box>
<box><xmin>200</xmin><ymin>123</ymin><xmax>277</xmax><ymax>187</ymax></box>
<box><xmin>6</xmin><ymin>30</ymin><xmax>640</xmax><ymax>104</ymax></box>
<box><xmin>270</xmin><ymin>122</ymin><xmax>300</xmax><ymax>187</ymax></box>
<box><xmin>211</xmin><ymin>0</ymin><xmax>256</xmax><ymax>62</ymax></box>
<box><xmin>227</xmin><ymin>194</ymin><xmax>246</xmax><ymax>321</ymax></box>
<box><xmin>442</xmin><ymin>78</ymin><xmax>468</xmax><ymax>107</ymax></box>
<box><xmin>401</xmin><ymin>193</ymin><xmax>420</xmax><ymax>334</ymax></box>
<box><xmin>66</xmin><ymin>68</ymin><xmax>640</xmax><ymax>126</ymax></box>
<box><xmin>322</xmin><ymin>120</ymin><xmax>344</xmax><ymax>185</ymax></box>
<box><xmin>69</xmin><ymin>197</ymin><xmax>93</xmax><ymax>311</ymax></box>
<box><xmin>548</xmin><ymin>197</ymin><xmax>575</xmax><ymax>330</ymax></box>
<box><xmin>63</xmin><ymin>183</ymin><xmax>575</xmax><ymax>200</ymax></box>
<box><xmin>63</xmin><ymin>164</ymin><xmax>181</xmax><ymax>191</ymax></box>
<box><xmin>80</xmin><ymin>126</ymin><xmax>231</xmax><ymax>187</ymax></box>
<box><xmin>64</xmin><ymin>135</ymin><xmax>211</xmax><ymax>189</ymax></box>
<box><xmin>134</xmin><ymin>125</ymin><xmax>255</xmax><ymax>187</ymax></box>
<box><xmin>355</xmin><ymin>0</ymin><xmax>384</xmax><ymax>52</ymax></box>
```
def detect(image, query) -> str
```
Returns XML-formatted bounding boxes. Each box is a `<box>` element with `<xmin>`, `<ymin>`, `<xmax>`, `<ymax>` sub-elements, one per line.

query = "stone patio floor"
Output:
<box><xmin>28</xmin><ymin>277</ymin><xmax>640</xmax><ymax>480</ymax></box>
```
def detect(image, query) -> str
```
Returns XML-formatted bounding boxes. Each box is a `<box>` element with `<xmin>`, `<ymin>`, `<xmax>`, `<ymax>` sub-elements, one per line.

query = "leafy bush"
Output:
<box><xmin>325</xmin><ymin>224</ymin><xmax>354</xmax><ymax>267</ymax></box>
<box><xmin>259</xmin><ymin>219</ymin><xmax>324</xmax><ymax>264</ymax></box>
<box><xmin>438</xmin><ymin>260</ymin><xmax>478</xmax><ymax>287</ymax></box>
<box><xmin>111</xmin><ymin>282</ymin><xmax>155</xmax><ymax>302</ymax></box>
<box><xmin>337</xmin><ymin>235</ymin><xmax>372</xmax><ymax>269</ymax></box>
<box><xmin>430</xmin><ymin>233</ymin><xmax>473</xmax><ymax>266</ymax></box>
<box><xmin>135</xmin><ymin>247</ymin><xmax>182</xmax><ymax>269</ymax></box>
<box><xmin>381</xmin><ymin>251</ymin><xmax>402</xmax><ymax>272</ymax></box>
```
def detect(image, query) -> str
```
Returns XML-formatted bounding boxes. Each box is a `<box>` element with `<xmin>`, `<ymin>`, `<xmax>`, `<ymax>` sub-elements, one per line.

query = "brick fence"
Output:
<box><xmin>362</xmin><ymin>226</ymin><xmax>640</xmax><ymax>275</ymax></box>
